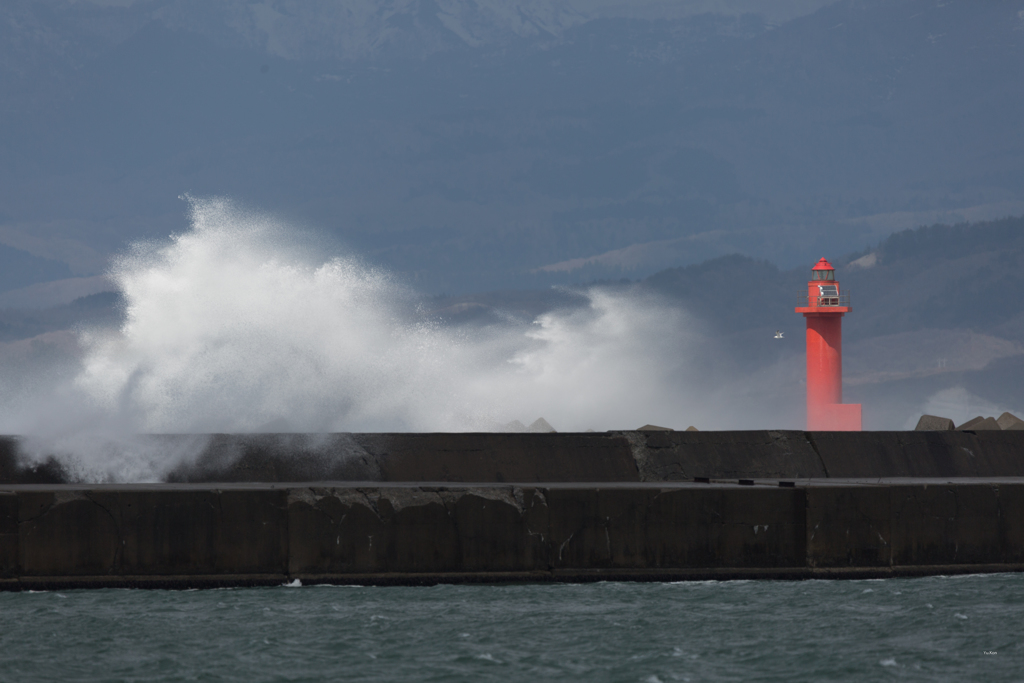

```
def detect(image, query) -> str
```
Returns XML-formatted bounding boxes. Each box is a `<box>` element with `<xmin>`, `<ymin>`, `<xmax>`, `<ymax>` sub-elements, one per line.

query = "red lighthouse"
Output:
<box><xmin>795</xmin><ymin>258</ymin><xmax>862</xmax><ymax>431</ymax></box>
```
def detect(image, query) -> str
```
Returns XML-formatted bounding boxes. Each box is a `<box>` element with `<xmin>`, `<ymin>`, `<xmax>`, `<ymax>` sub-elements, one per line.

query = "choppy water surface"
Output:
<box><xmin>1</xmin><ymin>574</ymin><xmax>1022</xmax><ymax>682</ymax></box>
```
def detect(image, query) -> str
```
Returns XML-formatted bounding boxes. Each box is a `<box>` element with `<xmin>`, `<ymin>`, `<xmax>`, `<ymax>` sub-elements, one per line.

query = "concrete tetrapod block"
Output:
<box><xmin>957</xmin><ymin>416</ymin><xmax>1001</xmax><ymax>431</ymax></box>
<box><xmin>915</xmin><ymin>415</ymin><xmax>955</xmax><ymax>431</ymax></box>
<box><xmin>997</xmin><ymin>412</ymin><xmax>1024</xmax><ymax>430</ymax></box>
<box><xmin>528</xmin><ymin>418</ymin><xmax>556</xmax><ymax>433</ymax></box>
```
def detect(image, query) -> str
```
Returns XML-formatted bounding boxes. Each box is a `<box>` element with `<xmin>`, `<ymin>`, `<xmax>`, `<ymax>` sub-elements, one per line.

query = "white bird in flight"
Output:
<box><xmin>774</xmin><ymin>330</ymin><xmax>784</xmax><ymax>339</ymax></box>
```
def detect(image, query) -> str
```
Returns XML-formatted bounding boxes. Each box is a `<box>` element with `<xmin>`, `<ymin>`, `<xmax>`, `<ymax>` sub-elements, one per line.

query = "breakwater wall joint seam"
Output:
<box><xmin>3</xmin><ymin>482</ymin><xmax>1024</xmax><ymax>589</ymax></box>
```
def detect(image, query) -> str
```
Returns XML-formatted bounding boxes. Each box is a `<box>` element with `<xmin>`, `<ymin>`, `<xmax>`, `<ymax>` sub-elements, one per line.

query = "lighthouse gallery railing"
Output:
<box><xmin>797</xmin><ymin>292</ymin><xmax>851</xmax><ymax>307</ymax></box>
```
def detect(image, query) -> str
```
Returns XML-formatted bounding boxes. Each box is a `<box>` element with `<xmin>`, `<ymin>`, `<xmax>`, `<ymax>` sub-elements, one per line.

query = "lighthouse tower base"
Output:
<box><xmin>809</xmin><ymin>402</ymin><xmax>862</xmax><ymax>431</ymax></box>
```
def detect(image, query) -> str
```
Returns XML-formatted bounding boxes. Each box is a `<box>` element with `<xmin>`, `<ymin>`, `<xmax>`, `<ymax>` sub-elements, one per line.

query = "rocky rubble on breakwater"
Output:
<box><xmin>916</xmin><ymin>412</ymin><xmax>1024</xmax><ymax>431</ymax></box>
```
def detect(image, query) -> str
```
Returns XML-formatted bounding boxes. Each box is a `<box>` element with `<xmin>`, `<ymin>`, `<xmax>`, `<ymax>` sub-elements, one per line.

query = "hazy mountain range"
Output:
<box><xmin>2</xmin><ymin>0</ymin><xmax>1022</xmax><ymax>295</ymax></box>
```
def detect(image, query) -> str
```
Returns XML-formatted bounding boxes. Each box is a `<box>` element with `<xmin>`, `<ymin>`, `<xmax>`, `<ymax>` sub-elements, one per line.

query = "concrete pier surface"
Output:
<box><xmin>2</xmin><ymin>430</ymin><xmax>1023</xmax><ymax>589</ymax></box>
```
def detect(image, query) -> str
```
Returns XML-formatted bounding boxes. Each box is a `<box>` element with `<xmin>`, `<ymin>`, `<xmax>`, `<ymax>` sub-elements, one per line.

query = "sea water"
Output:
<box><xmin>1</xmin><ymin>574</ymin><xmax>1021</xmax><ymax>682</ymax></box>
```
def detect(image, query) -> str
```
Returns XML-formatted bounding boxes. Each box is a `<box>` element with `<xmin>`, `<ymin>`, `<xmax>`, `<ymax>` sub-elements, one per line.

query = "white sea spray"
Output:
<box><xmin>3</xmin><ymin>196</ymin><xmax>801</xmax><ymax>480</ymax></box>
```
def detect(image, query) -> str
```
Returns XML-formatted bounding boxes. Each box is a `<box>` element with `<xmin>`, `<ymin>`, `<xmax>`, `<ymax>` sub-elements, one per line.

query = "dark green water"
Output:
<box><xmin>1</xmin><ymin>574</ymin><xmax>1022</xmax><ymax>682</ymax></box>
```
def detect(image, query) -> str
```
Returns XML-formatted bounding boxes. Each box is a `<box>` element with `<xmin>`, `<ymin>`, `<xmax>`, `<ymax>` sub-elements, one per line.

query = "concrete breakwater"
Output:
<box><xmin>4</xmin><ymin>430</ymin><xmax>1024</xmax><ymax>485</ymax></box>
<box><xmin>3</xmin><ymin>479</ymin><xmax>1024</xmax><ymax>589</ymax></box>
<box><xmin>2</xmin><ymin>431</ymin><xmax>1024</xmax><ymax>589</ymax></box>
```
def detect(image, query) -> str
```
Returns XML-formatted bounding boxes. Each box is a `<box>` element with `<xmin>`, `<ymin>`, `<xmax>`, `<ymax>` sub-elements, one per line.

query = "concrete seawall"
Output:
<box><xmin>3</xmin><ymin>479</ymin><xmax>1024</xmax><ymax>589</ymax></box>
<box><xmin>4</xmin><ymin>430</ymin><xmax>1024</xmax><ymax>485</ymax></box>
<box><xmin>2</xmin><ymin>431</ymin><xmax>1023</xmax><ymax>588</ymax></box>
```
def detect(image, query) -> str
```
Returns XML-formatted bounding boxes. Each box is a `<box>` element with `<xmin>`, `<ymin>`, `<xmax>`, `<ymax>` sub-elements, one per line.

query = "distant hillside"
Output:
<box><xmin>644</xmin><ymin>215</ymin><xmax>1024</xmax><ymax>343</ymax></box>
<box><xmin>643</xmin><ymin>255</ymin><xmax>797</xmax><ymax>336</ymax></box>
<box><xmin>0</xmin><ymin>244</ymin><xmax>72</xmax><ymax>294</ymax></box>
<box><xmin>0</xmin><ymin>291</ymin><xmax>122</xmax><ymax>343</ymax></box>
<box><xmin>837</xmin><ymin>216</ymin><xmax>1024</xmax><ymax>342</ymax></box>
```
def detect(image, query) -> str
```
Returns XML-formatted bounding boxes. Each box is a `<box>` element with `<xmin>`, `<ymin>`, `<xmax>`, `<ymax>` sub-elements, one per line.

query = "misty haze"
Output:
<box><xmin>2</xmin><ymin>0</ymin><xmax>1024</xmax><ymax>479</ymax></box>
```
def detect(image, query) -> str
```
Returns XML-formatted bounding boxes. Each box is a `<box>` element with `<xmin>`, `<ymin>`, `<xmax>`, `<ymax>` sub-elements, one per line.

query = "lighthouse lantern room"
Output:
<box><xmin>795</xmin><ymin>258</ymin><xmax>862</xmax><ymax>431</ymax></box>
